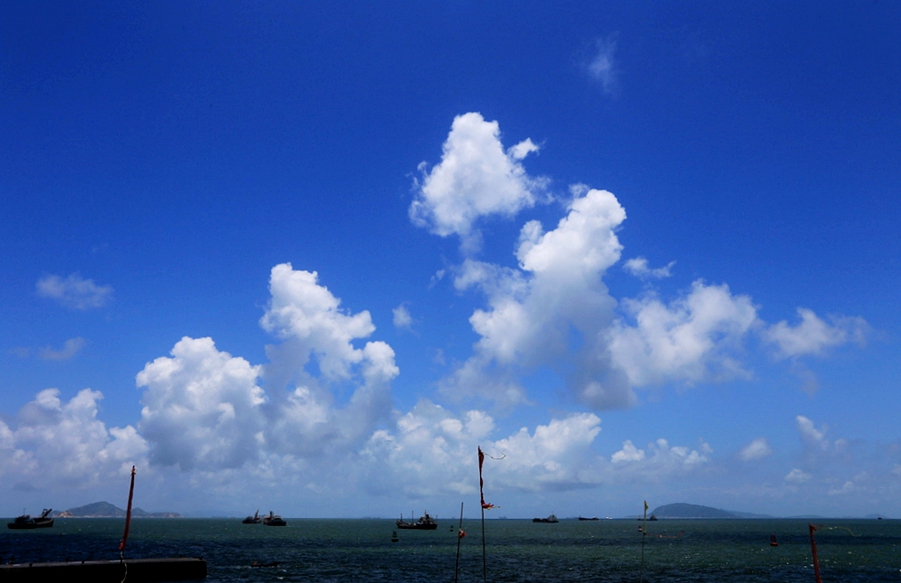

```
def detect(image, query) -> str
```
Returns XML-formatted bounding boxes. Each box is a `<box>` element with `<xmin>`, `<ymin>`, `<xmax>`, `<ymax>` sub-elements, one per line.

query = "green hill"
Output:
<box><xmin>57</xmin><ymin>501</ymin><xmax>181</xmax><ymax>518</ymax></box>
<box><xmin>650</xmin><ymin>503</ymin><xmax>736</xmax><ymax>519</ymax></box>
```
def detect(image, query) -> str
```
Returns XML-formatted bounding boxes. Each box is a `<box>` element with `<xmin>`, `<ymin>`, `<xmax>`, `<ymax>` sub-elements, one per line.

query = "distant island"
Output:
<box><xmin>649</xmin><ymin>503</ymin><xmax>772</xmax><ymax>519</ymax></box>
<box><xmin>55</xmin><ymin>501</ymin><xmax>181</xmax><ymax>518</ymax></box>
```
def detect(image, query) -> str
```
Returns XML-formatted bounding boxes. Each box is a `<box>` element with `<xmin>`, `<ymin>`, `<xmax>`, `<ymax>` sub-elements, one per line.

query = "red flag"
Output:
<box><xmin>458</xmin><ymin>528</ymin><xmax>467</xmax><ymax>538</ymax></box>
<box><xmin>478</xmin><ymin>446</ymin><xmax>496</xmax><ymax>509</ymax></box>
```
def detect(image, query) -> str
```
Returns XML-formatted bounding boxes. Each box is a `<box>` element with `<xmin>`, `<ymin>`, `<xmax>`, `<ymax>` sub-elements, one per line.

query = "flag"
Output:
<box><xmin>644</xmin><ymin>501</ymin><xmax>649</xmax><ymax>512</ymax></box>
<box><xmin>478</xmin><ymin>446</ymin><xmax>496</xmax><ymax>509</ymax></box>
<box><xmin>458</xmin><ymin>528</ymin><xmax>467</xmax><ymax>538</ymax></box>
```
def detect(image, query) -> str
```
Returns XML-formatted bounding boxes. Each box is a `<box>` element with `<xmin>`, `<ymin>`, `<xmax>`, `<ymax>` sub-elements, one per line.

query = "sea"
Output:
<box><xmin>2</xmin><ymin>517</ymin><xmax>899</xmax><ymax>582</ymax></box>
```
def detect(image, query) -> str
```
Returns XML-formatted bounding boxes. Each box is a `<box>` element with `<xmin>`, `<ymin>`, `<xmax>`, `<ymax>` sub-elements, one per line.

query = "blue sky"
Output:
<box><xmin>2</xmin><ymin>1</ymin><xmax>899</xmax><ymax>519</ymax></box>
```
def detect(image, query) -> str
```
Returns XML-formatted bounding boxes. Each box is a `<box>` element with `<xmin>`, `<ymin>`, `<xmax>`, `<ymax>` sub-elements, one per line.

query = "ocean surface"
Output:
<box><xmin>2</xmin><ymin>517</ymin><xmax>899</xmax><ymax>582</ymax></box>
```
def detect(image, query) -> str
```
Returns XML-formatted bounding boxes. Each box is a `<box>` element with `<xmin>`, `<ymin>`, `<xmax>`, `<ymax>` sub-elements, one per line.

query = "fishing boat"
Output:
<box><xmin>7</xmin><ymin>508</ymin><xmax>54</xmax><ymax>530</ymax></box>
<box><xmin>263</xmin><ymin>511</ymin><xmax>286</xmax><ymax>526</ymax></box>
<box><xmin>242</xmin><ymin>510</ymin><xmax>261</xmax><ymax>524</ymax></box>
<box><xmin>396</xmin><ymin>511</ymin><xmax>438</xmax><ymax>530</ymax></box>
<box><xmin>532</xmin><ymin>514</ymin><xmax>558</xmax><ymax>523</ymax></box>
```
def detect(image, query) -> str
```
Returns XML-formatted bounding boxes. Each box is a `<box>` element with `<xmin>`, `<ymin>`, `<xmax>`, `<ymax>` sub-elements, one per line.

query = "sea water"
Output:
<box><xmin>2</xmin><ymin>517</ymin><xmax>899</xmax><ymax>582</ymax></box>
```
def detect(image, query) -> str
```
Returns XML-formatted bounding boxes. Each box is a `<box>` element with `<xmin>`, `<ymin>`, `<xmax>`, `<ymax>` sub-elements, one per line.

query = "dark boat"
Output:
<box><xmin>396</xmin><ymin>511</ymin><xmax>438</xmax><ymax>530</ymax></box>
<box><xmin>578</xmin><ymin>516</ymin><xmax>599</xmax><ymax>521</ymax></box>
<box><xmin>7</xmin><ymin>508</ymin><xmax>54</xmax><ymax>530</ymax></box>
<box><xmin>263</xmin><ymin>511</ymin><xmax>286</xmax><ymax>526</ymax></box>
<box><xmin>243</xmin><ymin>510</ymin><xmax>261</xmax><ymax>524</ymax></box>
<box><xmin>532</xmin><ymin>514</ymin><xmax>558</xmax><ymax>523</ymax></box>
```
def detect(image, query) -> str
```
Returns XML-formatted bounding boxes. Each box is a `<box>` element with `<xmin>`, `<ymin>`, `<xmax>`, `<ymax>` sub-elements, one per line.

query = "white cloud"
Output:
<box><xmin>611</xmin><ymin>440</ymin><xmax>645</xmax><ymax>463</ymax></box>
<box><xmin>608</xmin><ymin>281</ymin><xmax>758</xmax><ymax>387</ymax></box>
<box><xmin>785</xmin><ymin>468</ymin><xmax>811</xmax><ymax>484</ymax></box>
<box><xmin>588</xmin><ymin>34</ymin><xmax>620</xmax><ymax>96</ymax></box>
<box><xmin>392</xmin><ymin>303</ymin><xmax>413</xmax><ymax>330</ymax></box>
<box><xmin>796</xmin><ymin>415</ymin><xmax>825</xmax><ymax>444</ymax></box>
<box><xmin>137</xmin><ymin>337</ymin><xmax>266</xmax><ymax>471</ymax></box>
<box><xmin>39</xmin><ymin>337</ymin><xmax>86</xmax><ymax>361</ymax></box>
<box><xmin>36</xmin><ymin>273</ymin><xmax>113</xmax><ymax>310</ymax></box>
<box><xmin>738</xmin><ymin>438</ymin><xmax>772</xmax><ymax>461</ymax></box>
<box><xmin>623</xmin><ymin>257</ymin><xmax>675</xmax><ymax>280</ymax></box>
<box><xmin>828</xmin><ymin>480</ymin><xmax>857</xmax><ymax>496</ymax></box>
<box><xmin>409</xmin><ymin>112</ymin><xmax>549</xmax><ymax>253</ymax></box>
<box><xmin>441</xmin><ymin>189</ymin><xmax>625</xmax><ymax>407</ymax></box>
<box><xmin>260</xmin><ymin>263</ymin><xmax>397</xmax><ymax>384</ymax></box>
<box><xmin>795</xmin><ymin>415</ymin><xmax>849</xmax><ymax>460</ymax></box>
<box><xmin>607</xmin><ymin>438</ymin><xmax>712</xmax><ymax>481</ymax></box>
<box><xmin>0</xmin><ymin>389</ymin><xmax>147</xmax><ymax>489</ymax></box>
<box><xmin>765</xmin><ymin>308</ymin><xmax>868</xmax><ymax>358</ymax></box>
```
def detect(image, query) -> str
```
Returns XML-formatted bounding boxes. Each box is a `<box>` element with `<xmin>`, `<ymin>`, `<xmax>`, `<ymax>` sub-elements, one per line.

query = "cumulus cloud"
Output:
<box><xmin>765</xmin><ymin>308</ymin><xmax>867</xmax><ymax>359</ymax></box>
<box><xmin>134</xmin><ymin>265</ymin><xmax>398</xmax><ymax>474</ymax></box>
<box><xmin>611</xmin><ymin>440</ymin><xmax>645</xmax><ymax>463</ymax></box>
<box><xmin>607</xmin><ymin>282</ymin><xmax>758</xmax><ymax>387</ymax></box>
<box><xmin>588</xmin><ymin>34</ymin><xmax>620</xmax><ymax>96</ymax></box>
<box><xmin>0</xmin><ymin>389</ymin><xmax>147</xmax><ymax>489</ymax></box>
<box><xmin>39</xmin><ymin>337</ymin><xmax>86</xmax><ymax>361</ymax></box>
<box><xmin>624</xmin><ymin>257</ymin><xmax>675</xmax><ymax>280</ymax></box>
<box><xmin>414</xmin><ymin>115</ymin><xmax>870</xmax><ymax>415</ymax></box>
<box><xmin>738</xmin><ymin>438</ymin><xmax>772</xmax><ymax>461</ymax></box>
<box><xmin>260</xmin><ymin>263</ymin><xmax>397</xmax><ymax>385</ymax></box>
<box><xmin>137</xmin><ymin>337</ymin><xmax>266</xmax><ymax>471</ymax></box>
<box><xmin>441</xmin><ymin>188</ymin><xmax>625</xmax><ymax>407</ymax></box>
<box><xmin>409</xmin><ymin>112</ymin><xmax>549</xmax><ymax>253</ymax></box>
<box><xmin>607</xmin><ymin>439</ymin><xmax>712</xmax><ymax>484</ymax></box>
<box><xmin>36</xmin><ymin>273</ymin><xmax>113</xmax><ymax>310</ymax></box>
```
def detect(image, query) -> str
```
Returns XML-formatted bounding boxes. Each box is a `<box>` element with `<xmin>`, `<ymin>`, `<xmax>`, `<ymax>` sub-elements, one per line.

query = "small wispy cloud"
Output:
<box><xmin>624</xmin><ymin>257</ymin><xmax>675</xmax><ymax>280</ymax></box>
<box><xmin>40</xmin><ymin>337</ymin><xmax>86</xmax><ymax>361</ymax></box>
<box><xmin>392</xmin><ymin>303</ymin><xmax>414</xmax><ymax>330</ymax></box>
<box><xmin>588</xmin><ymin>33</ymin><xmax>620</xmax><ymax>97</ymax></box>
<box><xmin>738</xmin><ymin>437</ymin><xmax>772</xmax><ymax>461</ymax></box>
<box><xmin>36</xmin><ymin>273</ymin><xmax>113</xmax><ymax>310</ymax></box>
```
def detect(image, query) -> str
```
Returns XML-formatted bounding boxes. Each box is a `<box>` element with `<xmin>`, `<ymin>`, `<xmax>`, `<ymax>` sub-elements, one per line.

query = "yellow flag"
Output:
<box><xmin>644</xmin><ymin>501</ymin><xmax>649</xmax><ymax>511</ymax></box>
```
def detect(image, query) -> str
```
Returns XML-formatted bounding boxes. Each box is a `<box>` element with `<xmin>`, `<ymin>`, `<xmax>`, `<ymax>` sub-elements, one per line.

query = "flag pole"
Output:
<box><xmin>481</xmin><ymin>500</ymin><xmax>487</xmax><ymax>583</ymax></box>
<box><xmin>639</xmin><ymin>500</ymin><xmax>648</xmax><ymax>583</ymax></box>
<box><xmin>454</xmin><ymin>502</ymin><xmax>464</xmax><ymax>583</ymax></box>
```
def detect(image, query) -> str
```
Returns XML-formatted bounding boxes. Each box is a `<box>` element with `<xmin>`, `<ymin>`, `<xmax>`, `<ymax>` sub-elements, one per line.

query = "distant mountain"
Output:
<box><xmin>650</xmin><ymin>503</ymin><xmax>737</xmax><ymax>519</ymax></box>
<box><xmin>56</xmin><ymin>501</ymin><xmax>181</xmax><ymax>518</ymax></box>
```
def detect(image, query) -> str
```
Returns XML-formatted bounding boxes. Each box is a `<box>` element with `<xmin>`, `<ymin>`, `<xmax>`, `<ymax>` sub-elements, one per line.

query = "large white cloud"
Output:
<box><xmin>409</xmin><ymin>112</ymin><xmax>549</xmax><ymax>252</ymax></box>
<box><xmin>608</xmin><ymin>281</ymin><xmax>759</xmax><ymax>387</ymax></box>
<box><xmin>137</xmin><ymin>337</ymin><xmax>266</xmax><ymax>471</ymax></box>
<box><xmin>0</xmin><ymin>389</ymin><xmax>147</xmax><ymax>489</ymax></box>
<box><xmin>444</xmin><ymin>188</ymin><xmax>625</xmax><ymax>407</ymax></box>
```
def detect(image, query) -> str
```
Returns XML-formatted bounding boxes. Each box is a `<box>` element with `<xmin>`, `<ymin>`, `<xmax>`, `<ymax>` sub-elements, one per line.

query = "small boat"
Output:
<box><xmin>396</xmin><ymin>511</ymin><xmax>438</xmax><ymax>530</ymax></box>
<box><xmin>7</xmin><ymin>508</ymin><xmax>54</xmax><ymax>530</ymax></box>
<box><xmin>532</xmin><ymin>514</ymin><xmax>558</xmax><ymax>523</ymax></box>
<box><xmin>263</xmin><ymin>511</ymin><xmax>286</xmax><ymax>526</ymax></box>
<box><xmin>243</xmin><ymin>510</ymin><xmax>262</xmax><ymax>524</ymax></box>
